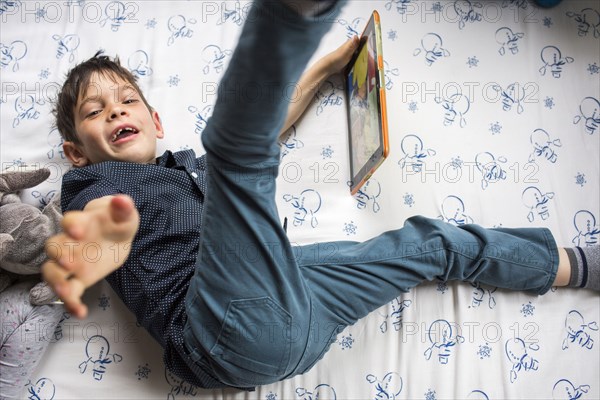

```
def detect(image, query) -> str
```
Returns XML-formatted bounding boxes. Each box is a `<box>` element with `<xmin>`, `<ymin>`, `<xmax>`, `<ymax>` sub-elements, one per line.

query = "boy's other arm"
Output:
<box><xmin>279</xmin><ymin>36</ymin><xmax>359</xmax><ymax>136</ymax></box>
<box><xmin>43</xmin><ymin>195</ymin><xmax>140</xmax><ymax>319</ymax></box>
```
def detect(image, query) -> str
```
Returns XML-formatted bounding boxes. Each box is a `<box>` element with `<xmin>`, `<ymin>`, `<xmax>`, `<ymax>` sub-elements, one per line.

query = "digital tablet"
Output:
<box><xmin>345</xmin><ymin>10</ymin><xmax>389</xmax><ymax>195</ymax></box>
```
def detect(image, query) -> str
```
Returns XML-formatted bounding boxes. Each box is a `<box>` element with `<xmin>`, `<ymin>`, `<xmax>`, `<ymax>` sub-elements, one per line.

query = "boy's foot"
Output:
<box><xmin>43</xmin><ymin>195</ymin><xmax>140</xmax><ymax>318</ymax></box>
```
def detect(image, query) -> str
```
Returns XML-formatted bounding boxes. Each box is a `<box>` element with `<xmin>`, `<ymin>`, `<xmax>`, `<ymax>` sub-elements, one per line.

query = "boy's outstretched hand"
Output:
<box><xmin>280</xmin><ymin>36</ymin><xmax>359</xmax><ymax>135</ymax></box>
<box><xmin>43</xmin><ymin>195</ymin><xmax>140</xmax><ymax>319</ymax></box>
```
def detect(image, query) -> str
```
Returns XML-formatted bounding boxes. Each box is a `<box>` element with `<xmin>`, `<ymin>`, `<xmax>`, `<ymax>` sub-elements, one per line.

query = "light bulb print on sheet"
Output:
<box><xmin>466</xmin><ymin>389</ymin><xmax>490</xmax><ymax>400</ymax></box>
<box><xmin>491</xmin><ymin>82</ymin><xmax>533</xmax><ymax>115</ymax></box>
<box><xmin>315</xmin><ymin>80</ymin><xmax>344</xmax><ymax>116</ymax></box>
<box><xmin>469</xmin><ymin>283</ymin><xmax>497</xmax><ymax>309</ymax></box>
<box><xmin>52</xmin><ymin>34</ymin><xmax>80</xmax><ymax>63</ymax></box>
<box><xmin>383</xmin><ymin>60</ymin><xmax>399</xmax><ymax>91</ymax></box>
<box><xmin>413</xmin><ymin>33</ymin><xmax>451</xmax><ymax>66</ymax></box>
<box><xmin>452</xmin><ymin>0</ymin><xmax>483</xmax><ymax>30</ymax></box>
<box><xmin>539</xmin><ymin>45</ymin><xmax>574</xmax><ymax>78</ymax></box>
<box><xmin>283</xmin><ymin>189</ymin><xmax>322</xmax><ymax>229</ymax></box>
<box><xmin>46</xmin><ymin>128</ymin><xmax>65</xmax><ymax>160</ymax></box>
<box><xmin>296</xmin><ymin>384</ymin><xmax>337</xmax><ymax>400</ymax></box>
<box><xmin>562</xmin><ymin>310</ymin><xmax>598</xmax><ymax>351</ymax></box>
<box><xmin>25</xmin><ymin>378</ymin><xmax>56</xmax><ymax>400</ymax></box>
<box><xmin>552</xmin><ymin>379</ymin><xmax>591</xmax><ymax>400</ymax></box>
<box><xmin>566</xmin><ymin>7</ymin><xmax>600</xmax><ymax>38</ymax></box>
<box><xmin>495</xmin><ymin>27</ymin><xmax>524</xmax><ymax>56</ymax></box>
<box><xmin>128</xmin><ymin>50</ymin><xmax>153</xmax><ymax>77</ymax></box>
<box><xmin>353</xmin><ymin>178</ymin><xmax>382</xmax><ymax>214</ymax></box>
<box><xmin>521</xmin><ymin>186</ymin><xmax>555</xmax><ymax>223</ymax></box>
<box><xmin>475</xmin><ymin>151</ymin><xmax>508</xmax><ymax>190</ymax></box>
<box><xmin>12</xmin><ymin>94</ymin><xmax>42</xmax><ymax>128</ymax></box>
<box><xmin>0</xmin><ymin>39</ymin><xmax>27</xmax><ymax>72</ymax></box>
<box><xmin>366</xmin><ymin>372</ymin><xmax>403</xmax><ymax>400</ymax></box>
<box><xmin>378</xmin><ymin>297</ymin><xmax>412</xmax><ymax>334</ymax></box>
<box><xmin>201</xmin><ymin>45</ymin><xmax>233</xmax><ymax>75</ymax></box>
<box><xmin>216</xmin><ymin>0</ymin><xmax>246</xmax><ymax>26</ymax></box>
<box><xmin>572</xmin><ymin>210</ymin><xmax>600</xmax><ymax>247</ymax></box>
<box><xmin>435</xmin><ymin>91</ymin><xmax>471</xmax><ymax>128</ymax></box>
<box><xmin>385</xmin><ymin>0</ymin><xmax>412</xmax><ymax>15</ymax></box>
<box><xmin>438</xmin><ymin>195</ymin><xmax>474</xmax><ymax>226</ymax></box>
<box><xmin>167</xmin><ymin>14</ymin><xmax>195</xmax><ymax>46</ymax></box>
<box><xmin>573</xmin><ymin>97</ymin><xmax>600</xmax><ymax>135</ymax></box>
<box><xmin>279</xmin><ymin>125</ymin><xmax>305</xmax><ymax>160</ymax></box>
<box><xmin>99</xmin><ymin>1</ymin><xmax>136</xmax><ymax>32</ymax></box>
<box><xmin>528</xmin><ymin>128</ymin><xmax>562</xmax><ymax>164</ymax></box>
<box><xmin>338</xmin><ymin>17</ymin><xmax>365</xmax><ymax>39</ymax></box>
<box><xmin>188</xmin><ymin>105</ymin><xmax>214</xmax><ymax>137</ymax></box>
<box><xmin>78</xmin><ymin>335</ymin><xmax>123</xmax><ymax>381</ymax></box>
<box><xmin>505</xmin><ymin>337</ymin><xmax>539</xmax><ymax>383</ymax></box>
<box><xmin>398</xmin><ymin>134</ymin><xmax>436</xmax><ymax>174</ymax></box>
<box><xmin>424</xmin><ymin>319</ymin><xmax>465</xmax><ymax>364</ymax></box>
<box><xmin>165</xmin><ymin>368</ymin><xmax>199</xmax><ymax>400</ymax></box>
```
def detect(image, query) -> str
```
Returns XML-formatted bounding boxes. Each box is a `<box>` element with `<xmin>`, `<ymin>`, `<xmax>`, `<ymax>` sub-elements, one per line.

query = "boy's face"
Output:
<box><xmin>64</xmin><ymin>72</ymin><xmax>164</xmax><ymax>166</ymax></box>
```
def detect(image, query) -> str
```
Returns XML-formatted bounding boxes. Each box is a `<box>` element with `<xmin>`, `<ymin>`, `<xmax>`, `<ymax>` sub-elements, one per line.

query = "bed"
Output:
<box><xmin>1</xmin><ymin>0</ymin><xmax>599</xmax><ymax>398</ymax></box>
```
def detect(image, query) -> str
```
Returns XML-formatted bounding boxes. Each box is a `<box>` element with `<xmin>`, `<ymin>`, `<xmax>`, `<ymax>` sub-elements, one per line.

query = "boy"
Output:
<box><xmin>44</xmin><ymin>0</ymin><xmax>598</xmax><ymax>390</ymax></box>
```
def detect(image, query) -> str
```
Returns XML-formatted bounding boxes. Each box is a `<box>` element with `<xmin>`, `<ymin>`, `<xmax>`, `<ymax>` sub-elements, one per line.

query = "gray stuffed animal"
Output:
<box><xmin>0</xmin><ymin>167</ymin><xmax>65</xmax><ymax>398</ymax></box>
<box><xmin>0</xmin><ymin>168</ymin><xmax>62</xmax><ymax>304</ymax></box>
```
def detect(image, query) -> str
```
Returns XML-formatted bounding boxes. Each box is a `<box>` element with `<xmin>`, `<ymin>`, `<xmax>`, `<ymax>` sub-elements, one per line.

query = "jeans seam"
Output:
<box><xmin>538</xmin><ymin>228</ymin><xmax>559</xmax><ymax>294</ymax></box>
<box><xmin>298</xmin><ymin>248</ymin><xmax>447</xmax><ymax>268</ymax></box>
<box><xmin>298</xmin><ymin>244</ymin><xmax>555</xmax><ymax>292</ymax></box>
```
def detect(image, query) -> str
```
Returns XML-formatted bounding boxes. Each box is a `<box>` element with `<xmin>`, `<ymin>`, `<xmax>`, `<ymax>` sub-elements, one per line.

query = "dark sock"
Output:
<box><xmin>566</xmin><ymin>246</ymin><xmax>599</xmax><ymax>291</ymax></box>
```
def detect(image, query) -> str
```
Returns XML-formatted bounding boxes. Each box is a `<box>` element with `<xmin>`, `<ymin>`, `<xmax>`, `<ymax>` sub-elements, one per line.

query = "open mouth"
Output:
<box><xmin>111</xmin><ymin>126</ymin><xmax>139</xmax><ymax>142</ymax></box>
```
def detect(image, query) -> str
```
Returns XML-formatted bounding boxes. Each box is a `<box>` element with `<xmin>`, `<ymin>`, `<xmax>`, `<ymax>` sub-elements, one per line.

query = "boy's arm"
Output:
<box><xmin>279</xmin><ymin>36</ymin><xmax>359</xmax><ymax>136</ymax></box>
<box><xmin>43</xmin><ymin>195</ymin><xmax>140</xmax><ymax>318</ymax></box>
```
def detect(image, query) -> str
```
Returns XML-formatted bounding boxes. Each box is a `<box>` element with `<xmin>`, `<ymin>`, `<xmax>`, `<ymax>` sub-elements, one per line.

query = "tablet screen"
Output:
<box><xmin>347</xmin><ymin>28</ymin><xmax>382</xmax><ymax>183</ymax></box>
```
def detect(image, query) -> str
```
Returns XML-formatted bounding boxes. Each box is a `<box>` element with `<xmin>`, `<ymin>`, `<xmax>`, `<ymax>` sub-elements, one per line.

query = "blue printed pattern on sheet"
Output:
<box><xmin>0</xmin><ymin>0</ymin><xmax>598</xmax><ymax>399</ymax></box>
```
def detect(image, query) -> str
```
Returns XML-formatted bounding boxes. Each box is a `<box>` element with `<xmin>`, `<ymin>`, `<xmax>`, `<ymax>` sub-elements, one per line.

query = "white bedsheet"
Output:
<box><xmin>1</xmin><ymin>1</ymin><xmax>599</xmax><ymax>399</ymax></box>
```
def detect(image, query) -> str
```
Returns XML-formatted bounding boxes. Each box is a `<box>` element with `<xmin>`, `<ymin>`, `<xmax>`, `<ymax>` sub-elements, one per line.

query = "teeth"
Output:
<box><xmin>111</xmin><ymin>127</ymin><xmax>136</xmax><ymax>142</ymax></box>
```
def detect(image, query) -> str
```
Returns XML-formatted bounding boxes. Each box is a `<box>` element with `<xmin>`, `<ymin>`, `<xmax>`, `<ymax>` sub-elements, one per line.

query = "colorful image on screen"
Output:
<box><xmin>347</xmin><ymin>32</ymin><xmax>380</xmax><ymax>176</ymax></box>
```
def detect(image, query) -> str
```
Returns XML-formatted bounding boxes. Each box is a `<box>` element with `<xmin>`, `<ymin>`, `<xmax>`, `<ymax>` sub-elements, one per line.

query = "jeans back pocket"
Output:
<box><xmin>209</xmin><ymin>297</ymin><xmax>293</xmax><ymax>386</ymax></box>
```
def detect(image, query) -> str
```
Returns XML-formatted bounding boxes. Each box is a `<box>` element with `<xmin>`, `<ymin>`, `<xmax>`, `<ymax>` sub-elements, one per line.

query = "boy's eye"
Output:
<box><xmin>86</xmin><ymin>110</ymin><xmax>101</xmax><ymax>118</ymax></box>
<box><xmin>124</xmin><ymin>98</ymin><xmax>138</xmax><ymax>104</ymax></box>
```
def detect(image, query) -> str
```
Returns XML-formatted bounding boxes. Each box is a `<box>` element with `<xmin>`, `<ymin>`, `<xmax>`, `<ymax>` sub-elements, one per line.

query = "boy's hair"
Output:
<box><xmin>53</xmin><ymin>50</ymin><xmax>152</xmax><ymax>144</ymax></box>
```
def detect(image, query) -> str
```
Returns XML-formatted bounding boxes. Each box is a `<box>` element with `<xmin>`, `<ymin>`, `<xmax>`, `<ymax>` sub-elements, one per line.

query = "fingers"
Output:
<box><xmin>45</xmin><ymin>232</ymin><xmax>80</xmax><ymax>273</ymax></box>
<box><xmin>46</xmin><ymin>213</ymin><xmax>99</xmax><ymax>276</ymax></box>
<box><xmin>338</xmin><ymin>35</ymin><xmax>358</xmax><ymax>59</ymax></box>
<box><xmin>60</xmin><ymin>209</ymin><xmax>93</xmax><ymax>240</ymax></box>
<box><xmin>42</xmin><ymin>259</ymin><xmax>88</xmax><ymax>319</ymax></box>
<box><xmin>342</xmin><ymin>35</ymin><xmax>359</xmax><ymax>53</ymax></box>
<box><xmin>45</xmin><ymin>230</ymin><xmax>108</xmax><ymax>289</ymax></box>
<box><xmin>42</xmin><ymin>195</ymin><xmax>139</xmax><ymax>320</ymax></box>
<box><xmin>44</xmin><ymin>213</ymin><xmax>99</xmax><ymax>319</ymax></box>
<box><xmin>109</xmin><ymin>195</ymin><xmax>136</xmax><ymax>224</ymax></box>
<box><xmin>64</xmin><ymin>278</ymin><xmax>88</xmax><ymax>319</ymax></box>
<box><xmin>327</xmin><ymin>35</ymin><xmax>360</xmax><ymax>73</ymax></box>
<box><xmin>107</xmin><ymin>195</ymin><xmax>140</xmax><ymax>242</ymax></box>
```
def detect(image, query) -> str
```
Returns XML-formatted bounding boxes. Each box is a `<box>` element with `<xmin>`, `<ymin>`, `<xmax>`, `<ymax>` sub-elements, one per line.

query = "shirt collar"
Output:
<box><xmin>156</xmin><ymin>150</ymin><xmax>178</xmax><ymax>168</ymax></box>
<box><xmin>155</xmin><ymin>149</ymin><xmax>200</xmax><ymax>171</ymax></box>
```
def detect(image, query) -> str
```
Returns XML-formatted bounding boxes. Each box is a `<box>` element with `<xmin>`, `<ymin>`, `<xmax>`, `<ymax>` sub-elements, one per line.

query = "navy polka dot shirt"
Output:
<box><xmin>61</xmin><ymin>149</ymin><xmax>224</xmax><ymax>389</ymax></box>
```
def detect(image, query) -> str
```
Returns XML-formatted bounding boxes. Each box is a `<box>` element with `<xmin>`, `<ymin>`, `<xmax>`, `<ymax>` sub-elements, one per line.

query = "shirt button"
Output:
<box><xmin>191</xmin><ymin>172</ymin><xmax>198</xmax><ymax>178</ymax></box>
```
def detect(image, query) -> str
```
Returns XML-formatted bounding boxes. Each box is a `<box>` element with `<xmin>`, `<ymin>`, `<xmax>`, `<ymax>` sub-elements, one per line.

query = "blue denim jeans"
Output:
<box><xmin>183</xmin><ymin>0</ymin><xmax>559</xmax><ymax>388</ymax></box>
